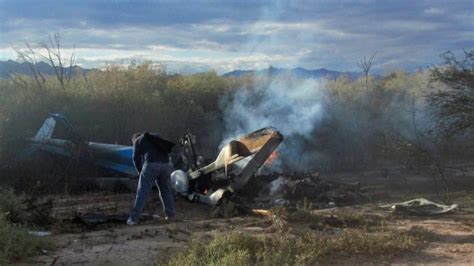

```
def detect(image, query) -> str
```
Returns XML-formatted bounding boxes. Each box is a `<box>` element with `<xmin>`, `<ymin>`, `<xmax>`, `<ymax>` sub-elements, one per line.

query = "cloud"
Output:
<box><xmin>424</xmin><ymin>7</ymin><xmax>445</xmax><ymax>16</ymax></box>
<box><xmin>0</xmin><ymin>0</ymin><xmax>472</xmax><ymax>73</ymax></box>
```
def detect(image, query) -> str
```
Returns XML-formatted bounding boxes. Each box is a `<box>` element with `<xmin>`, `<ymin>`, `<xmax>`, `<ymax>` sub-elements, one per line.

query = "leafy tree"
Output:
<box><xmin>428</xmin><ymin>50</ymin><xmax>474</xmax><ymax>136</ymax></box>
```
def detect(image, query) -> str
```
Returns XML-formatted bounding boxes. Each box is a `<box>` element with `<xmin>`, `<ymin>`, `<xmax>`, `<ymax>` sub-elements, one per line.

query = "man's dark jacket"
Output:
<box><xmin>132</xmin><ymin>132</ymin><xmax>175</xmax><ymax>173</ymax></box>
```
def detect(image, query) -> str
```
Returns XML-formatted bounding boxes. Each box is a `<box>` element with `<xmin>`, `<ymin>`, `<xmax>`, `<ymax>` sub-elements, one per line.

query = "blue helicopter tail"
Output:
<box><xmin>33</xmin><ymin>117</ymin><xmax>57</xmax><ymax>142</ymax></box>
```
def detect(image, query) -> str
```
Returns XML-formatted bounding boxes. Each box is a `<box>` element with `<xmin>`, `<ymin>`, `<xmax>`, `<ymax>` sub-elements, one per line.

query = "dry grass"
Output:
<box><xmin>285</xmin><ymin>207</ymin><xmax>385</xmax><ymax>229</ymax></box>
<box><xmin>406</xmin><ymin>226</ymin><xmax>438</xmax><ymax>241</ymax></box>
<box><xmin>162</xmin><ymin>225</ymin><xmax>424</xmax><ymax>265</ymax></box>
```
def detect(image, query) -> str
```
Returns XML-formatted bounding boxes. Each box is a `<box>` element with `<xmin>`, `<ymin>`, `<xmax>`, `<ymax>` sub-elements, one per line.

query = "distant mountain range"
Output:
<box><xmin>0</xmin><ymin>60</ymin><xmax>95</xmax><ymax>79</ymax></box>
<box><xmin>0</xmin><ymin>60</ymin><xmax>361</xmax><ymax>80</ymax></box>
<box><xmin>223</xmin><ymin>66</ymin><xmax>361</xmax><ymax>80</ymax></box>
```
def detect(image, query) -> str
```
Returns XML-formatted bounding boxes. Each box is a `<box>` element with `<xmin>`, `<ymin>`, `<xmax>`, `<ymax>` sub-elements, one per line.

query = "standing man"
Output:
<box><xmin>127</xmin><ymin>132</ymin><xmax>176</xmax><ymax>225</ymax></box>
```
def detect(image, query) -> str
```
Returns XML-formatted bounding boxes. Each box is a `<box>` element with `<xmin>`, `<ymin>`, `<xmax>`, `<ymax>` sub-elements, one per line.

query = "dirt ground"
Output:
<box><xmin>28</xmin><ymin>164</ymin><xmax>474</xmax><ymax>265</ymax></box>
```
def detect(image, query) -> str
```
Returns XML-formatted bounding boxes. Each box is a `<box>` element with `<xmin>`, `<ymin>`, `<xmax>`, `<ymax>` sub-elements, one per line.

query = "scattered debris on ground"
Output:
<box><xmin>2</xmin><ymin>165</ymin><xmax>473</xmax><ymax>265</ymax></box>
<box><xmin>380</xmin><ymin>198</ymin><xmax>459</xmax><ymax>215</ymax></box>
<box><xmin>240</xmin><ymin>172</ymin><xmax>369</xmax><ymax>209</ymax></box>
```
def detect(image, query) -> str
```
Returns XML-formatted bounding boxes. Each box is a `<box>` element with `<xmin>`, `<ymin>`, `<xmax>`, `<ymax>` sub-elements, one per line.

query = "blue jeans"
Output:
<box><xmin>129</xmin><ymin>162</ymin><xmax>175</xmax><ymax>221</ymax></box>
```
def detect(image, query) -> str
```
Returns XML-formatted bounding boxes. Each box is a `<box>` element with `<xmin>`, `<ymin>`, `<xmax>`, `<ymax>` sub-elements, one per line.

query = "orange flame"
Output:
<box><xmin>265</xmin><ymin>151</ymin><xmax>279</xmax><ymax>166</ymax></box>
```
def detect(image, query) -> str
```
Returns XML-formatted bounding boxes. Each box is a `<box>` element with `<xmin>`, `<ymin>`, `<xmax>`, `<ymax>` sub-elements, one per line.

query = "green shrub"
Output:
<box><xmin>0</xmin><ymin>186</ymin><xmax>53</xmax><ymax>227</ymax></box>
<box><xmin>164</xmin><ymin>228</ymin><xmax>423</xmax><ymax>265</ymax></box>
<box><xmin>0</xmin><ymin>216</ymin><xmax>53</xmax><ymax>263</ymax></box>
<box><xmin>0</xmin><ymin>187</ymin><xmax>27</xmax><ymax>224</ymax></box>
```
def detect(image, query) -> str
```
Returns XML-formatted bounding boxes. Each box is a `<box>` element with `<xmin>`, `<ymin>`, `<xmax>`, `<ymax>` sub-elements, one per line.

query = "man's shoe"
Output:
<box><xmin>164</xmin><ymin>215</ymin><xmax>176</xmax><ymax>222</ymax></box>
<box><xmin>127</xmin><ymin>217</ymin><xmax>138</xmax><ymax>226</ymax></box>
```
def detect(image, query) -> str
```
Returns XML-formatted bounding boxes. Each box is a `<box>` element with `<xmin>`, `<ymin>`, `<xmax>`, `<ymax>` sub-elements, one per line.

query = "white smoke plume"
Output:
<box><xmin>220</xmin><ymin>76</ymin><xmax>326</xmax><ymax>170</ymax></box>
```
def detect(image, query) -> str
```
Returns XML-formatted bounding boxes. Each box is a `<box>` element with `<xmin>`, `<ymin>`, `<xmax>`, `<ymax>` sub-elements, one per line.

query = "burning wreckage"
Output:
<box><xmin>27</xmin><ymin>114</ymin><xmax>284</xmax><ymax>206</ymax></box>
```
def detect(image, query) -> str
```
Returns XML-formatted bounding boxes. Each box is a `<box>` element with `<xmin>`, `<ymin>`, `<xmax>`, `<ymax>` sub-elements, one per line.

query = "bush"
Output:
<box><xmin>164</xmin><ymin>227</ymin><xmax>423</xmax><ymax>265</ymax></box>
<box><xmin>0</xmin><ymin>187</ymin><xmax>27</xmax><ymax>224</ymax></box>
<box><xmin>0</xmin><ymin>216</ymin><xmax>52</xmax><ymax>264</ymax></box>
<box><xmin>428</xmin><ymin>50</ymin><xmax>474</xmax><ymax>136</ymax></box>
<box><xmin>0</xmin><ymin>186</ymin><xmax>53</xmax><ymax>228</ymax></box>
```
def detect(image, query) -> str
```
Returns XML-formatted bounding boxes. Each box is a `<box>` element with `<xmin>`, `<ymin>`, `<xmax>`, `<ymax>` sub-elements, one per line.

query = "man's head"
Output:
<box><xmin>131</xmin><ymin>132</ymin><xmax>143</xmax><ymax>143</ymax></box>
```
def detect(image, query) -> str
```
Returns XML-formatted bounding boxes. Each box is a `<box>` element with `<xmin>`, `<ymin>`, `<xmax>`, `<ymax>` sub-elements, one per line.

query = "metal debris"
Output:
<box><xmin>28</xmin><ymin>231</ymin><xmax>52</xmax><ymax>237</ymax></box>
<box><xmin>379</xmin><ymin>198</ymin><xmax>458</xmax><ymax>215</ymax></box>
<box><xmin>252</xmin><ymin>173</ymin><xmax>367</xmax><ymax>208</ymax></box>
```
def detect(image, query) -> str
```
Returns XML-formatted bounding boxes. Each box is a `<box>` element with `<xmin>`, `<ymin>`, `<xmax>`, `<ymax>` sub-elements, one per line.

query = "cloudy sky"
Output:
<box><xmin>0</xmin><ymin>0</ymin><xmax>472</xmax><ymax>74</ymax></box>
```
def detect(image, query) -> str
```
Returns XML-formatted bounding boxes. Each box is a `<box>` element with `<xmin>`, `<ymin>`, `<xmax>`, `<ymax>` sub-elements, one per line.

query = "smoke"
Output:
<box><xmin>217</xmin><ymin>1</ymin><xmax>331</xmax><ymax>171</ymax></box>
<box><xmin>217</xmin><ymin>1</ymin><xmax>444</xmax><ymax>172</ymax></box>
<box><xmin>220</xmin><ymin>76</ymin><xmax>326</xmax><ymax>170</ymax></box>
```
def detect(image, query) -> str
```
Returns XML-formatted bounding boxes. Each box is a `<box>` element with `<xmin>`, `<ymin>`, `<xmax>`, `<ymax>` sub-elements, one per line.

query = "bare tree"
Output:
<box><xmin>39</xmin><ymin>33</ymin><xmax>72</xmax><ymax>90</ymax></box>
<box><xmin>14</xmin><ymin>33</ymin><xmax>76</xmax><ymax>91</ymax></box>
<box><xmin>67</xmin><ymin>44</ymin><xmax>77</xmax><ymax>85</ymax></box>
<box><xmin>358</xmin><ymin>52</ymin><xmax>376</xmax><ymax>91</ymax></box>
<box><xmin>13</xmin><ymin>42</ymin><xmax>47</xmax><ymax>91</ymax></box>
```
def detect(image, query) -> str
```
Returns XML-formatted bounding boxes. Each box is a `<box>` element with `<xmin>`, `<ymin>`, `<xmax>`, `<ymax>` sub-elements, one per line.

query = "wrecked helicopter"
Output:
<box><xmin>26</xmin><ymin>114</ymin><xmax>284</xmax><ymax>206</ymax></box>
